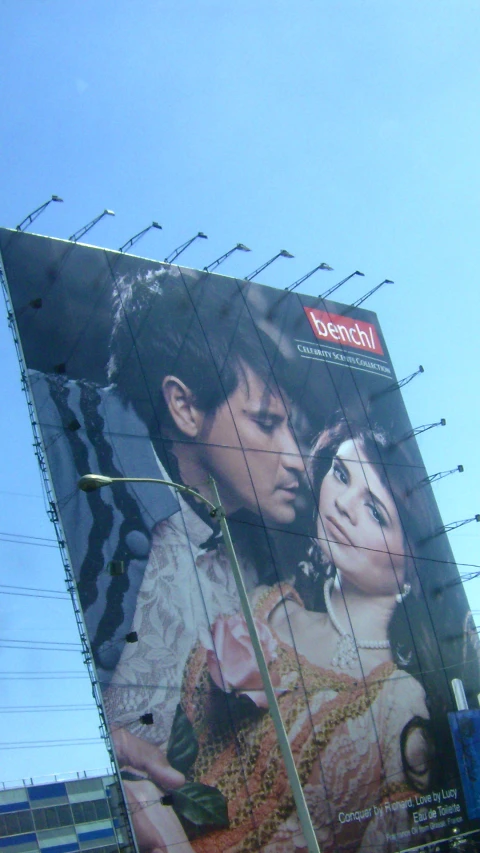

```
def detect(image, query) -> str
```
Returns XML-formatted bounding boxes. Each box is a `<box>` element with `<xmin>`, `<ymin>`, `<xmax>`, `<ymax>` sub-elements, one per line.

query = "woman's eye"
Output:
<box><xmin>369</xmin><ymin>503</ymin><xmax>386</xmax><ymax>526</ymax></box>
<box><xmin>333</xmin><ymin>461</ymin><xmax>348</xmax><ymax>484</ymax></box>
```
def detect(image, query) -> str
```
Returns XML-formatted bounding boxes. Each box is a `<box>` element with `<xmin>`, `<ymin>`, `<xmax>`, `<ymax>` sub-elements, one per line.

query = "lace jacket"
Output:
<box><xmin>104</xmin><ymin>491</ymin><xmax>257</xmax><ymax>745</ymax></box>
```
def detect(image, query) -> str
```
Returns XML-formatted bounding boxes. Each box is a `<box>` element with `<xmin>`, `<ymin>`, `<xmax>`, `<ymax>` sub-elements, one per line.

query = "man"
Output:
<box><xmin>31</xmin><ymin>268</ymin><xmax>305</xmax><ymax>850</ymax></box>
<box><xmin>98</xmin><ymin>270</ymin><xmax>305</xmax><ymax>850</ymax></box>
<box><xmin>103</xmin><ymin>269</ymin><xmax>304</xmax><ymax>743</ymax></box>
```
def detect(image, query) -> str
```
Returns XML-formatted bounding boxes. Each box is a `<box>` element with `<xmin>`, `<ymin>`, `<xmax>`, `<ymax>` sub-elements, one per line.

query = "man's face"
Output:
<box><xmin>196</xmin><ymin>364</ymin><xmax>304</xmax><ymax>523</ymax></box>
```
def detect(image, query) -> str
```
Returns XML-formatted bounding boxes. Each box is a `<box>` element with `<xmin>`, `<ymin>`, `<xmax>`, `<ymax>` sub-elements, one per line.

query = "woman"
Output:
<box><xmin>178</xmin><ymin>419</ymin><xmax>476</xmax><ymax>853</ymax></box>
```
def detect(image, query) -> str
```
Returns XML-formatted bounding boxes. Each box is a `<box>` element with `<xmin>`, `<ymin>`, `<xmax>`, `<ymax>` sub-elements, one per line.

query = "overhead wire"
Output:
<box><xmin>0</xmin><ymin>537</ymin><xmax>60</xmax><ymax>549</ymax></box>
<box><xmin>0</xmin><ymin>738</ymin><xmax>104</xmax><ymax>750</ymax></box>
<box><xmin>0</xmin><ymin>705</ymin><xmax>96</xmax><ymax>713</ymax></box>
<box><xmin>0</xmin><ymin>673</ymin><xmax>88</xmax><ymax>679</ymax></box>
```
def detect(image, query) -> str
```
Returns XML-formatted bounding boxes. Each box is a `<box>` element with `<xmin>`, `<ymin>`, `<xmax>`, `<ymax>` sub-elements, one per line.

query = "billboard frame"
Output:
<box><xmin>0</xmin><ymin>249</ymin><xmax>140</xmax><ymax>853</ymax></box>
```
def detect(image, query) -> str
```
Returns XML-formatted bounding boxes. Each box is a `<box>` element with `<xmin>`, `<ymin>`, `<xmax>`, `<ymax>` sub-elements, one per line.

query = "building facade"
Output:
<box><xmin>0</xmin><ymin>774</ymin><xmax>131</xmax><ymax>853</ymax></box>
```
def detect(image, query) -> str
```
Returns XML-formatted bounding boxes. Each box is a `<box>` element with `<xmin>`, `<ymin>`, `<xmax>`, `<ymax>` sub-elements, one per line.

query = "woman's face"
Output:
<box><xmin>317</xmin><ymin>438</ymin><xmax>406</xmax><ymax>596</ymax></box>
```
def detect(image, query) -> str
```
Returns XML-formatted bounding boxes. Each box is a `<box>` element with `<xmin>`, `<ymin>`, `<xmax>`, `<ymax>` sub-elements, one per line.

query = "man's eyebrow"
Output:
<box><xmin>246</xmin><ymin>405</ymin><xmax>285</xmax><ymax>421</ymax></box>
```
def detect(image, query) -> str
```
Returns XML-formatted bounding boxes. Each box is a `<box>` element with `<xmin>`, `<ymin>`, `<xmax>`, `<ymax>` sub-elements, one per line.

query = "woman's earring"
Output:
<box><xmin>395</xmin><ymin>583</ymin><xmax>411</xmax><ymax>604</ymax></box>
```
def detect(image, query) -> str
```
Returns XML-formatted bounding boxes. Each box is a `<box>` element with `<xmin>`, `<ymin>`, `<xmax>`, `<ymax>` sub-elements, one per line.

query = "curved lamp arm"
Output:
<box><xmin>78</xmin><ymin>473</ymin><xmax>218</xmax><ymax>513</ymax></box>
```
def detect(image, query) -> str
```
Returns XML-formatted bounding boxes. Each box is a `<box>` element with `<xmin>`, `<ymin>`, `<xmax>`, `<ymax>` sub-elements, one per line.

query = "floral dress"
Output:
<box><xmin>181</xmin><ymin>585</ymin><xmax>430</xmax><ymax>853</ymax></box>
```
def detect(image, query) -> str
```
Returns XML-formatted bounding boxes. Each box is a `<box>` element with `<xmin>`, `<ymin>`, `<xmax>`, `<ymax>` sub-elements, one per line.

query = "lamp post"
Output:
<box><xmin>78</xmin><ymin>473</ymin><xmax>320</xmax><ymax>853</ymax></box>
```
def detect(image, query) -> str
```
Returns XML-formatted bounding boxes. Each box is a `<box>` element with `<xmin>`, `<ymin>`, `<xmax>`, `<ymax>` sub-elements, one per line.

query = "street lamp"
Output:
<box><xmin>78</xmin><ymin>472</ymin><xmax>320</xmax><ymax>853</ymax></box>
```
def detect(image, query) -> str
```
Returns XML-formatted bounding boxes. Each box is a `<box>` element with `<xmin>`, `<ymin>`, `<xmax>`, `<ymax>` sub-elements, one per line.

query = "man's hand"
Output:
<box><xmin>112</xmin><ymin>727</ymin><xmax>185</xmax><ymax>790</ymax></box>
<box><xmin>124</xmin><ymin>778</ymin><xmax>194</xmax><ymax>853</ymax></box>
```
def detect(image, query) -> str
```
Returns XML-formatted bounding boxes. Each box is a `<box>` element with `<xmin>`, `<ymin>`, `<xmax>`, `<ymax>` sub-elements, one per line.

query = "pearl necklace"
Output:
<box><xmin>324</xmin><ymin>579</ymin><xmax>390</xmax><ymax>670</ymax></box>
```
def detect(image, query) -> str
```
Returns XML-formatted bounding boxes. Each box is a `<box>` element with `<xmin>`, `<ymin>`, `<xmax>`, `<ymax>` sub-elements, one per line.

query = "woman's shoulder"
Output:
<box><xmin>252</xmin><ymin>582</ymin><xmax>304</xmax><ymax>621</ymax></box>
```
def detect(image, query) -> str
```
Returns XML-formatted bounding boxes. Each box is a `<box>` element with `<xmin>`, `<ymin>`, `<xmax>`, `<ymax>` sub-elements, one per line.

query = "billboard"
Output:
<box><xmin>1</xmin><ymin>226</ymin><xmax>479</xmax><ymax>853</ymax></box>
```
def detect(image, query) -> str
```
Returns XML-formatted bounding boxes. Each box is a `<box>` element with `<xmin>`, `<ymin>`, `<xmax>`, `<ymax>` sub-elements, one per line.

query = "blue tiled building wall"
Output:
<box><xmin>0</xmin><ymin>775</ymin><xmax>125</xmax><ymax>853</ymax></box>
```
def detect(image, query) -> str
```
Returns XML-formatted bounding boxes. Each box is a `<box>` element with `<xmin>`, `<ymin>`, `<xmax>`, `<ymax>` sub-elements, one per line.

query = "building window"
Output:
<box><xmin>0</xmin><ymin>810</ymin><xmax>34</xmax><ymax>837</ymax></box>
<box><xmin>71</xmin><ymin>800</ymin><xmax>110</xmax><ymax>825</ymax></box>
<box><xmin>33</xmin><ymin>803</ymin><xmax>73</xmax><ymax>831</ymax></box>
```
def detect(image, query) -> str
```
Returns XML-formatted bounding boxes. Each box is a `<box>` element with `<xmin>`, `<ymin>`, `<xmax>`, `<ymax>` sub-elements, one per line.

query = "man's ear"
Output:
<box><xmin>162</xmin><ymin>376</ymin><xmax>204</xmax><ymax>438</ymax></box>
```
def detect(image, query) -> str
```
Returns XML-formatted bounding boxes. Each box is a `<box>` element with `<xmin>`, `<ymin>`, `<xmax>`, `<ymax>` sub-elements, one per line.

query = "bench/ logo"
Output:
<box><xmin>304</xmin><ymin>308</ymin><xmax>384</xmax><ymax>356</ymax></box>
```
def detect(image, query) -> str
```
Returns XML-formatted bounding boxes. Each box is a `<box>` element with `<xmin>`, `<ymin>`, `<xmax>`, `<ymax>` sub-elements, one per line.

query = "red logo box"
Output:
<box><xmin>304</xmin><ymin>308</ymin><xmax>384</xmax><ymax>356</ymax></box>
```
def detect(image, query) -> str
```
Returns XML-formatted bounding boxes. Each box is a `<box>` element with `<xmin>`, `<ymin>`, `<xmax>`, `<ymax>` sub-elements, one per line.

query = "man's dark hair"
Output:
<box><xmin>108</xmin><ymin>268</ymin><xmax>294</xmax><ymax>436</ymax></box>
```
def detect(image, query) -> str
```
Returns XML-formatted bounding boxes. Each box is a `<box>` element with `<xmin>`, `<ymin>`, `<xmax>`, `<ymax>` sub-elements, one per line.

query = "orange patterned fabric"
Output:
<box><xmin>180</xmin><ymin>585</ymin><xmax>428</xmax><ymax>853</ymax></box>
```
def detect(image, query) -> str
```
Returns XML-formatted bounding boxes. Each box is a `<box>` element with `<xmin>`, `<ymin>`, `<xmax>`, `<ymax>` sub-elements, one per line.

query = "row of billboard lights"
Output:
<box><xmin>15</xmin><ymin>196</ymin><xmax>394</xmax><ymax>307</ymax></box>
<box><xmin>15</xmin><ymin>198</ymin><xmax>480</xmax><ymax>538</ymax></box>
<box><xmin>17</xmin><ymin>203</ymin><xmax>480</xmax><ymax>536</ymax></box>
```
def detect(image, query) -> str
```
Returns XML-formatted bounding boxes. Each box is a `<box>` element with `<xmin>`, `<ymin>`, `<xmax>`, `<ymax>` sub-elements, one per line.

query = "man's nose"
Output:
<box><xmin>279</xmin><ymin>429</ymin><xmax>304</xmax><ymax>473</ymax></box>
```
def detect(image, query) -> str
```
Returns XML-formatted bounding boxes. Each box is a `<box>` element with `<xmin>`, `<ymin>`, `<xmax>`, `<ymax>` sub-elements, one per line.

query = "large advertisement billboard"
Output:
<box><xmin>1</xmin><ymin>227</ymin><xmax>479</xmax><ymax>853</ymax></box>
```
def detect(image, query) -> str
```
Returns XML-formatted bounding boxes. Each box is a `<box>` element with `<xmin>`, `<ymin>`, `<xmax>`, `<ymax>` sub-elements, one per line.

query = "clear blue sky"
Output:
<box><xmin>1</xmin><ymin>0</ymin><xmax>479</xmax><ymax>783</ymax></box>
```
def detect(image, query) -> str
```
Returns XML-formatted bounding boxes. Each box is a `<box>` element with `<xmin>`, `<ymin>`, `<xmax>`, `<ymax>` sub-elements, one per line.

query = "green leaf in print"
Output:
<box><xmin>172</xmin><ymin>782</ymin><xmax>229</xmax><ymax>828</ymax></box>
<box><xmin>166</xmin><ymin>703</ymin><xmax>199</xmax><ymax>774</ymax></box>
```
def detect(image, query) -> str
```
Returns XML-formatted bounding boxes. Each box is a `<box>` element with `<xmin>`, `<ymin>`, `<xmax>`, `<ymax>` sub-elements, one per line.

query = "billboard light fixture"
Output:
<box><xmin>346</xmin><ymin>279</ymin><xmax>393</xmax><ymax>311</ymax></box>
<box><xmin>66</xmin><ymin>418</ymin><xmax>81</xmax><ymax>432</ymax></box>
<box><xmin>164</xmin><ymin>232</ymin><xmax>208</xmax><ymax>265</ymax></box>
<box><xmin>406</xmin><ymin>464</ymin><xmax>464</xmax><ymax>496</ymax></box>
<box><xmin>393</xmin><ymin>418</ymin><xmax>446</xmax><ymax>447</ymax></box>
<box><xmin>244</xmin><ymin>249</ymin><xmax>294</xmax><ymax>282</ymax></box>
<box><xmin>286</xmin><ymin>262</ymin><xmax>333</xmax><ymax>293</ymax></box>
<box><xmin>68</xmin><ymin>209</ymin><xmax>115</xmax><ymax>243</ymax></box>
<box><xmin>203</xmin><ymin>243</ymin><xmax>251</xmax><ymax>273</ymax></box>
<box><xmin>320</xmin><ymin>270</ymin><xmax>364</xmax><ymax>300</ymax></box>
<box><xmin>78</xmin><ymin>471</ymin><xmax>320</xmax><ymax>853</ymax></box>
<box><xmin>16</xmin><ymin>195</ymin><xmax>64</xmax><ymax>232</ymax></box>
<box><xmin>139</xmin><ymin>712</ymin><xmax>154</xmax><ymax>725</ymax></box>
<box><xmin>421</xmin><ymin>514</ymin><xmax>480</xmax><ymax>544</ymax></box>
<box><xmin>108</xmin><ymin>560</ymin><xmax>125</xmax><ymax>576</ymax></box>
<box><xmin>125</xmin><ymin>631</ymin><xmax>138</xmax><ymax>644</ymax></box>
<box><xmin>438</xmin><ymin>569</ymin><xmax>480</xmax><ymax>594</ymax></box>
<box><xmin>119</xmin><ymin>222</ymin><xmax>163</xmax><ymax>254</ymax></box>
<box><xmin>371</xmin><ymin>365</ymin><xmax>424</xmax><ymax>400</ymax></box>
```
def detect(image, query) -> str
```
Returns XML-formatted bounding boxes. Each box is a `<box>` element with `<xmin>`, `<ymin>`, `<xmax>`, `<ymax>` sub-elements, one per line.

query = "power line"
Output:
<box><xmin>0</xmin><ymin>705</ymin><xmax>96</xmax><ymax>713</ymax></box>
<box><xmin>0</xmin><ymin>645</ymin><xmax>82</xmax><ymax>653</ymax></box>
<box><xmin>0</xmin><ymin>637</ymin><xmax>81</xmax><ymax>646</ymax></box>
<box><xmin>0</xmin><ymin>738</ymin><xmax>104</xmax><ymax>750</ymax></box>
<box><xmin>0</xmin><ymin>530</ymin><xmax>57</xmax><ymax>543</ymax></box>
<box><xmin>0</xmin><ymin>583</ymin><xmax>66</xmax><ymax>594</ymax></box>
<box><xmin>0</xmin><ymin>674</ymin><xmax>88</xmax><ymax>679</ymax></box>
<box><xmin>0</xmin><ymin>590</ymin><xmax>69</xmax><ymax>601</ymax></box>
<box><xmin>0</xmin><ymin>537</ymin><xmax>59</xmax><ymax>549</ymax></box>
<box><xmin>0</xmin><ymin>670</ymin><xmax>86</xmax><ymax>675</ymax></box>
<box><xmin>0</xmin><ymin>582</ymin><xmax>69</xmax><ymax>601</ymax></box>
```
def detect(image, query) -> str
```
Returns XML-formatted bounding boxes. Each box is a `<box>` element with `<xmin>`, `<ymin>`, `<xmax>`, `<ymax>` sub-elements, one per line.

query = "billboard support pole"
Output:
<box><xmin>68</xmin><ymin>209</ymin><xmax>115</xmax><ymax>243</ymax></box>
<box><xmin>119</xmin><ymin>222</ymin><xmax>162</xmax><ymax>254</ymax></box>
<box><xmin>244</xmin><ymin>248</ymin><xmax>294</xmax><ymax>281</ymax></box>
<box><xmin>164</xmin><ymin>231</ymin><xmax>208</xmax><ymax>264</ymax></box>
<box><xmin>78</xmin><ymin>473</ymin><xmax>321</xmax><ymax>853</ymax></box>
<box><xmin>15</xmin><ymin>195</ymin><xmax>64</xmax><ymax>232</ymax></box>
